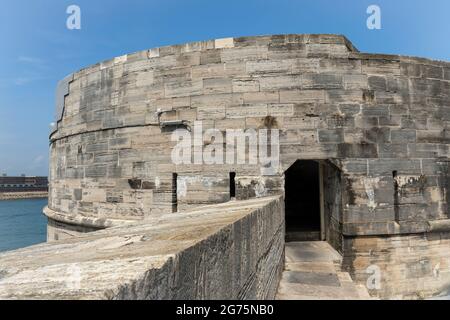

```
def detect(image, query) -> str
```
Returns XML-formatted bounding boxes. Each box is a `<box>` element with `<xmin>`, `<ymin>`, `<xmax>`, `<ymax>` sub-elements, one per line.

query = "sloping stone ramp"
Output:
<box><xmin>276</xmin><ymin>242</ymin><xmax>372</xmax><ymax>300</ymax></box>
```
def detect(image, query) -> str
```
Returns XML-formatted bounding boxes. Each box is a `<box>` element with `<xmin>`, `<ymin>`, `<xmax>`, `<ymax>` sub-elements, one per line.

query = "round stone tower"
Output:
<box><xmin>46</xmin><ymin>34</ymin><xmax>450</xmax><ymax>299</ymax></box>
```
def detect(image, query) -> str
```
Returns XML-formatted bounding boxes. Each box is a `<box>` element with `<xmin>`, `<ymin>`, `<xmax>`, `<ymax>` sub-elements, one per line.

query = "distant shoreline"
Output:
<box><xmin>0</xmin><ymin>192</ymin><xmax>48</xmax><ymax>201</ymax></box>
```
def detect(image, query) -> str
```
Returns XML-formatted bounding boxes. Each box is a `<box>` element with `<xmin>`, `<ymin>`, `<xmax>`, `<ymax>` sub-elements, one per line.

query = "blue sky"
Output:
<box><xmin>0</xmin><ymin>0</ymin><xmax>449</xmax><ymax>176</ymax></box>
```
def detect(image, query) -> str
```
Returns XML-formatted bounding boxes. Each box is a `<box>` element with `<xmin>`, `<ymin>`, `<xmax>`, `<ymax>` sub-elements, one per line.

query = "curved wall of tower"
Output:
<box><xmin>47</xmin><ymin>34</ymin><xmax>450</xmax><ymax>298</ymax></box>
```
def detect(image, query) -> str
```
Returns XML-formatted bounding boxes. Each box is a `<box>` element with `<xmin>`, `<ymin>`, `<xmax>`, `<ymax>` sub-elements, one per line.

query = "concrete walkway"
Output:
<box><xmin>276</xmin><ymin>241</ymin><xmax>372</xmax><ymax>300</ymax></box>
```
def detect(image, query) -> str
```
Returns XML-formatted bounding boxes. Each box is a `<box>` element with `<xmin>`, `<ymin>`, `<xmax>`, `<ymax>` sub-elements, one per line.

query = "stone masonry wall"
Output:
<box><xmin>49</xmin><ymin>34</ymin><xmax>450</xmax><ymax>233</ymax></box>
<box><xmin>343</xmin><ymin>230</ymin><xmax>450</xmax><ymax>299</ymax></box>
<box><xmin>46</xmin><ymin>34</ymin><xmax>450</xmax><ymax>298</ymax></box>
<box><xmin>0</xmin><ymin>197</ymin><xmax>284</xmax><ymax>300</ymax></box>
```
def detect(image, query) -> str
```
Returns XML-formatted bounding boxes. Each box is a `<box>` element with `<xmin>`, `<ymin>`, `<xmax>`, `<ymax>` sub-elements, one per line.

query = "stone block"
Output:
<box><xmin>267</xmin><ymin>43</ymin><xmax>307</xmax><ymax>60</ymax></box>
<box><xmin>386</xmin><ymin>77</ymin><xmax>409</xmax><ymax>93</ymax></box>
<box><xmin>391</xmin><ymin>130</ymin><xmax>416</xmax><ymax>143</ymax></box>
<box><xmin>326</xmin><ymin>90</ymin><xmax>365</xmax><ymax>103</ymax></box>
<box><xmin>293</xmin><ymin>103</ymin><xmax>317</xmax><ymax>116</ymax></box>
<box><xmin>73</xmin><ymin>189</ymin><xmax>82</xmax><ymax>201</ymax></box>
<box><xmin>422</xmin><ymin>65</ymin><xmax>443</xmax><ymax>79</ymax></box>
<box><xmin>318</xmin><ymin>129</ymin><xmax>344</xmax><ymax>143</ymax></box>
<box><xmin>302</xmin><ymin>73</ymin><xmax>343</xmax><ymax>89</ymax></box>
<box><xmin>368</xmin><ymin>76</ymin><xmax>387</xmax><ymax>91</ymax></box>
<box><xmin>203</xmin><ymin>78</ymin><xmax>232</xmax><ymax>94</ymax></box>
<box><xmin>243</xmin><ymin>91</ymin><xmax>279</xmax><ymax>104</ymax></box>
<box><xmin>165</xmin><ymin>80</ymin><xmax>203</xmax><ymax>98</ymax></box>
<box><xmin>197</xmin><ymin>105</ymin><xmax>226</xmax><ymax>120</ymax></box>
<box><xmin>363</xmin><ymin>127</ymin><xmax>390</xmax><ymax>143</ymax></box>
<box><xmin>192</xmin><ymin>64</ymin><xmax>225</xmax><ymax>78</ymax></box>
<box><xmin>107</xmin><ymin>165</ymin><xmax>122</xmax><ymax>178</ymax></box>
<box><xmin>368</xmin><ymin>159</ymin><xmax>421</xmax><ymax>176</ymax></box>
<box><xmin>85</xmin><ymin>143</ymin><xmax>108</xmax><ymax>153</ymax></box>
<box><xmin>344</xmin><ymin>205</ymin><xmax>395</xmax><ymax>223</ymax></box>
<box><xmin>280</xmin><ymin>89</ymin><xmax>325</xmax><ymax>103</ymax></box>
<box><xmin>319</xmin><ymin>58</ymin><xmax>361</xmax><ymax>73</ymax></box>
<box><xmin>337</xmin><ymin>143</ymin><xmax>378</xmax><ymax>158</ymax></box>
<box><xmin>214</xmin><ymin>118</ymin><xmax>246</xmax><ymax>130</ymax></box>
<box><xmin>361</xmin><ymin>105</ymin><xmax>389</xmax><ymax>117</ymax></box>
<box><xmin>259</xmin><ymin>75</ymin><xmax>302</xmax><ymax>91</ymax></box>
<box><xmin>291</xmin><ymin>58</ymin><xmax>320</xmax><ymax>73</ymax></box>
<box><xmin>232</xmin><ymin>78</ymin><xmax>259</xmax><ymax>93</ymax></box>
<box><xmin>400</xmin><ymin>62</ymin><xmax>421</xmax><ymax>77</ymax></box>
<box><xmin>342</xmin><ymin>160</ymin><xmax>368</xmax><ymax>174</ymax></box>
<box><xmin>408</xmin><ymin>144</ymin><xmax>441</xmax><ymax>158</ymax></box>
<box><xmin>192</xmin><ymin>93</ymin><xmax>243</xmax><ymax>108</ymax></box>
<box><xmin>444</xmin><ymin>67</ymin><xmax>450</xmax><ymax>81</ymax></box>
<box><xmin>417</xmin><ymin>130</ymin><xmax>447</xmax><ymax>143</ymax></box>
<box><xmin>283</xmin><ymin>117</ymin><xmax>320</xmax><ymax>130</ymax></box>
<box><xmin>343</xmin><ymin>74</ymin><xmax>368</xmax><ymax>90</ymax></box>
<box><xmin>246</xmin><ymin>60</ymin><xmax>292</xmax><ymax>74</ymax></box>
<box><xmin>221</xmin><ymin>46</ymin><xmax>268</xmax><ymax>62</ymax></box>
<box><xmin>361</xmin><ymin>59</ymin><xmax>401</xmax><ymax>75</ymax></box>
<box><xmin>400</xmin><ymin>116</ymin><xmax>427</xmax><ymax>130</ymax></box>
<box><xmin>83</xmin><ymin>189</ymin><xmax>107</xmax><ymax>202</ymax></box>
<box><xmin>226</xmin><ymin>104</ymin><xmax>268</xmax><ymax>118</ymax></box>
<box><xmin>378</xmin><ymin>143</ymin><xmax>408</xmax><ymax>158</ymax></box>
<box><xmin>200</xmin><ymin>50</ymin><xmax>221</xmax><ymax>65</ymax></box>
<box><xmin>215</xmin><ymin>37</ymin><xmax>234</xmax><ymax>49</ymax></box>
<box><xmin>154</xmin><ymin>67</ymin><xmax>190</xmax><ymax>84</ymax></box>
<box><xmin>109</xmin><ymin>137</ymin><xmax>131</xmax><ymax>150</ymax></box>
<box><xmin>94</xmin><ymin>153</ymin><xmax>118</xmax><ymax>164</ymax></box>
<box><xmin>281</xmin><ymin>129</ymin><xmax>317</xmax><ymax>145</ymax></box>
<box><xmin>85</xmin><ymin>165</ymin><xmax>107</xmax><ymax>178</ymax></box>
<box><xmin>268</xmin><ymin>104</ymin><xmax>294</xmax><ymax>117</ymax></box>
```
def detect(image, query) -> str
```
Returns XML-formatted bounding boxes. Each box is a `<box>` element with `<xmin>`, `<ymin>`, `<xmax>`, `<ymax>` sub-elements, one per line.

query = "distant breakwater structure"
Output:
<box><xmin>0</xmin><ymin>176</ymin><xmax>48</xmax><ymax>200</ymax></box>
<box><xmin>0</xmin><ymin>192</ymin><xmax>48</xmax><ymax>201</ymax></box>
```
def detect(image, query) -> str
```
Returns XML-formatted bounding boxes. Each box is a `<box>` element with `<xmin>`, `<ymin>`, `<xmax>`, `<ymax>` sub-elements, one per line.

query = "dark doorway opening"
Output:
<box><xmin>285</xmin><ymin>160</ymin><xmax>321</xmax><ymax>241</ymax></box>
<box><xmin>172</xmin><ymin>173</ymin><xmax>178</xmax><ymax>213</ymax></box>
<box><xmin>230</xmin><ymin>172</ymin><xmax>236</xmax><ymax>199</ymax></box>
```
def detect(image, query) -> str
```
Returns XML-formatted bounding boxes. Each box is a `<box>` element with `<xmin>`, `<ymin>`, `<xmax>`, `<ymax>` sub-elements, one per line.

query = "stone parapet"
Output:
<box><xmin>0</xmin><ymin>196</ymin><xmax>284</xmax><ymax>300</ymax></box>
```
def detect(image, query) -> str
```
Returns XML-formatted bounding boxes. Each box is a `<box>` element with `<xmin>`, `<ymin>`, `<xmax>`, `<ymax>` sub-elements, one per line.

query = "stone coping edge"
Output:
<box><xmin>342</xmin><ymin>219</ymin><xmax>450</xmax><ymax>237</ymax></box>
<box><xmin>43</xmin><ymin>206</ymin><xmax>134</xmax><ymax>229</ymax></box>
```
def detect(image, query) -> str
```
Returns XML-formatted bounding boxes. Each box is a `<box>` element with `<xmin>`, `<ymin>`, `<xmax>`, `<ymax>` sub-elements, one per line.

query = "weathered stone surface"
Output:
<box><xmin>0</xmin><ymin>197</ymin><xmax>284</xmax><ymax>300</ymax></box>
<box><xmin>46</xmin><ymin>34</ymin><xmax>450</xmax><ymax>300</ymax></box>
<box><xmin>343</xmin><ymin>231</ymin><xmax>450</xmax><ymax>299</ymax></box>
<box><xmin>276</xmin><ymin>242</ymin><xmax>372</xmax><ymax>300</ymax></box>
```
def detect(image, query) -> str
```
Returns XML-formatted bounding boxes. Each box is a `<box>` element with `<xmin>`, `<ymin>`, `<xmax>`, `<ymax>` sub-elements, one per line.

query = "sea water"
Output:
<box><xmin>0</xmin><ymin>198</ymin><xmax>47</xmax><ymax>253</ymax></box>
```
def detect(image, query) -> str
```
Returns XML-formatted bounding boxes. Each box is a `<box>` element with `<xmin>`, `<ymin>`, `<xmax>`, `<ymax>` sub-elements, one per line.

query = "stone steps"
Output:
<box><xmin>286</xmin><ymin>231</ymin><xmax>321</xmax><ymax>242</ymax></box>
<box><xmin>276</xmin><ymin>241</ymin><xmax>372</xmax><ymax>300</ymax></box>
